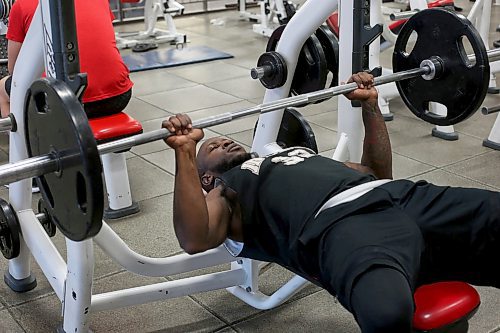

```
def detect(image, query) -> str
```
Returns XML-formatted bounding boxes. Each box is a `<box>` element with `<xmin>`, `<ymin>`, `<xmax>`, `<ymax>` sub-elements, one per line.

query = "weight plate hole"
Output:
<box><xmin>458</xmin><ymin>35</ymin><xmax>476</xmax><ymax>68</ymax></box>
<box><xmin>76</xmin><ymin>172</ymin><xmax>87</xmax><ymax>214</ymax></box>
<box><xmin>34</xmin><ymin>92</ymin><xmax>49</xmax><ymax>114</ymax></box>
<box><xmin>403</xmin><ymin>30</ymin><xmax>419</xmax><ymax>57</ymax></box>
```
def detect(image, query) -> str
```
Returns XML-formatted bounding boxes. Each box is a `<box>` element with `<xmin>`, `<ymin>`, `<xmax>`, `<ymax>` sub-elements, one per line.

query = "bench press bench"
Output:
<box><xmin>89</xmin><ymin>112</ymin><xmax>143</xmax><ymax>219</ymax></box>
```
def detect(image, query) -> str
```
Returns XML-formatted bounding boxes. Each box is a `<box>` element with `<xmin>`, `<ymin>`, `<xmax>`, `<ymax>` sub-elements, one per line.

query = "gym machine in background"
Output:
<box><xmin>114</xmin><ymin>0</ymin><xmax>187</xmax><ymax>51</ymax></box>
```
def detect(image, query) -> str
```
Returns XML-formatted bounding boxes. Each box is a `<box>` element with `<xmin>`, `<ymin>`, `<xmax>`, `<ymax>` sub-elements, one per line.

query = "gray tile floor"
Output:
<box><xmin>1</xmin><ymin>1</ymin><xmax>500</xmax><ymax>332</ymax></box>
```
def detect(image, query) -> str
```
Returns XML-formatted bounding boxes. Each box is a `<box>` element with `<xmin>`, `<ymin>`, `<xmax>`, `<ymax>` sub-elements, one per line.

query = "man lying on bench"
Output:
<box><xmin>162</xmin><ymin>72</ymin><xmax>500</xmax><ymax>333</ymax></box>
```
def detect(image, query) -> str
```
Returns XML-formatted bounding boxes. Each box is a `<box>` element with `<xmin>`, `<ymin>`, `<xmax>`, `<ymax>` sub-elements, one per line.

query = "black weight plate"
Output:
<box><xmin>267</xmin><ymin>25</ymin><xmax>328</xmax><ymax>95</ymax></box>
<box><xmin>277</xmin><ymin>108</ymin><xmax>318</xmax><ymax>152</ymax></box>
<box><xmin>393</xmin><ymin>8</ymin><xmax>489</xmax><ymax>126</ymax></box>
<box><xmin>0</xmin><ymin>199</ymin><xmax>20</xmax><ymax>259</ymax></box>
<box><xmin>254</xmin><ymin>108</ymin><xmax>318</xmax><ymax>153</ymax></box>
<box><xmin>315</xmin><ymin>25</ymin><xmax>339</xmax><ymax>87</ymax></box>
<box><xmin>25</xmin><ymin>78</ymin><xmax>104</xmax><ymax>241</ymax></box>
<box><xmin>37</xmin><ymin>198</ymin><xmax>56</xmax><ymax>237</ymax></box>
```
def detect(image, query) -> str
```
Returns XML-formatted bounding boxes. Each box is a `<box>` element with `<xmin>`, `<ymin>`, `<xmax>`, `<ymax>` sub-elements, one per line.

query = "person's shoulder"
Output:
<box><xmin>10</xmin><ymin>0</ymin><xmax>38</xmax><ymax>15</ymax></box>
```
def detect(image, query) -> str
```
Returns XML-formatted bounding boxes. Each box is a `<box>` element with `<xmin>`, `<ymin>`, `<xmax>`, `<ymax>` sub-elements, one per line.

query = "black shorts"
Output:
<box><xmin>5</xmin><ymin>76</ymin><xmax>131</xmax><ymax>119</ymax></box>
<box><xmin>83</xmin><ymin>88</ymin><xmax>132</xmax><ymax>118</ymax></box>
<box><xmin>308</xmin><ymin>180</ymin><xmax>500</xmax><ymax>312</ymax></box>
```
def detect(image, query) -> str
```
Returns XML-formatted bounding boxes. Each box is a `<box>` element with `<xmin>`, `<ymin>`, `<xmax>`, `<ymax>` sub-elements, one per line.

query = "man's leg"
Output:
<box><xmin>381</xmin><ymin>181</ymin><xmax>500</xmax><ymax>287</ymax></box>
<box><xmin>0</xmin><ymin>75</ymin><xmax>11</xmax><ymax>118</ymax></box>
<box><xmin>351</xmin><ymin>266</ymin><xmax>414</xmax><ymax>333</ymax></box>
<box><xmin>315</xmin><ymin>206</ymin><xmax>423</xmax><ymax>333</ymax></box>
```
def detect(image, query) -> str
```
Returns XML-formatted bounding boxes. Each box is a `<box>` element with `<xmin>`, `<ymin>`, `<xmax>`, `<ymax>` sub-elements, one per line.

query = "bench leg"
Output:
<box><xmin>101</xmin><ymin>152</ymin><xmax>140</xmax><ymax>219</ymax></box>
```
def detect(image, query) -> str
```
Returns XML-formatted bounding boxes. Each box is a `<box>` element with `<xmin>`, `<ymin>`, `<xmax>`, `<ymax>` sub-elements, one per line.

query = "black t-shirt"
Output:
<box><xmin>219</xmin><ymin>147</ymin><xmax>376</xmax><ymax>274</ymax></box>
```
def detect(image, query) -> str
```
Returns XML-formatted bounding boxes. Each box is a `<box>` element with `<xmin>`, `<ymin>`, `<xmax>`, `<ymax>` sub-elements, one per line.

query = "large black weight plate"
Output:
<box><xmin>25</xmin><ymin>78</ymin><xmax>104</xmax><ymax>241</ymax></box>
<box><xmin>254</xmin><ymin>108</ymin><xmax>318</xmax><ymax>152</ymax></box>
<box><xmin>315</xmin><ymin>25</ymin><xmax>339</xmax><ymax>87</ymax></box>
<box><xmin>267</xmin><ymin>25</ymin><xmax>328</xmax><ymax>95</ymax></box>
<box><xmin>393</xmin><ymin>8</ymin><xmax>489</xmax><ymax>126</ymax></box>
<box><xmin>0</xmin><ymin>198</ymin><xmax>20</xmax><ymax>260</ymax></box>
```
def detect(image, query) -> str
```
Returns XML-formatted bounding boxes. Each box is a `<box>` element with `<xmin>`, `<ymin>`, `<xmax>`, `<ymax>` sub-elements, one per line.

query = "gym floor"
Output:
<box><xmin>1</xmin><ymin>0</ymin><xmax>500</xmax><ymax>332</ymax></box>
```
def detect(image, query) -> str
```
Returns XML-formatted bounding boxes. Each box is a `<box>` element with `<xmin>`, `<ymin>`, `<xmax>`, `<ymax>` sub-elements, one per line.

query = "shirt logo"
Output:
<box><xmin>271</xmin><ymin>149</ymin><xmax>314</xmax><ymax>165</ymax></box>
<box><xmin>241</xmin><ymin>157</ymin><xmax>265</xmax><ymax>175</ymax></box>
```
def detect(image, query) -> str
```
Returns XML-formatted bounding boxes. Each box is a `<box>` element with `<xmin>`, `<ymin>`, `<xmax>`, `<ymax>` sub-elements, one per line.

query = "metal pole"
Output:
<box><xmin>0</xmin><ymin>49</ymin><xmax>499</xmax><ymax>185</ymax></box>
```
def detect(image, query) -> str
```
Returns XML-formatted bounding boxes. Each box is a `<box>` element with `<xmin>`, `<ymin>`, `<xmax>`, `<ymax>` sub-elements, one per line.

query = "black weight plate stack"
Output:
<box><xmin>25</xmin><ymin>78</ymin><xmax>104</xmax><ymax>241</ymax></box>
<box><xmin>0</xmin><ymin>198</ymin><xmax>20</xmax><ymax>260</ymax></box>
<box><xmin>393</xmin><ymin>8</ymin><xmax>489</xmax><ymax>126</ymax></box>
<box><xmin>315</xmin><ymin>25</ymin><xmax>339</xmax><ymax>87</ymax></box>
<box><xmin>267</xmin><ymin>25</ymin><xmax>328</xmax><ymax>95</ymax></box>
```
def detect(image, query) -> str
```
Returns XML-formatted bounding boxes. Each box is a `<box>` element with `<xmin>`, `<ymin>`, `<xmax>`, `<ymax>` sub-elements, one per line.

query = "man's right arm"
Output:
<box><xmin>7</xmin><ymin>40</ymin><xmax>22</xmax><ymax>74</ymax></box>
<box><xmin>163</xmin><ymin>115</ymin><xmax>232</xmax><ymax>254</ymax></box>
<box><xmin>344</xmin><ymin>72</ymin><xmax>393</xmax><ymax>179</ymax></box>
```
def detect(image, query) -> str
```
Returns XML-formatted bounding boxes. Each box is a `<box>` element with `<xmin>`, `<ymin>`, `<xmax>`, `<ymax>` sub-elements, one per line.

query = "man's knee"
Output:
<box><xmin>350</xmin><ymin>266</ymin><xmax>414</xmax><ymax>333</ymax></box>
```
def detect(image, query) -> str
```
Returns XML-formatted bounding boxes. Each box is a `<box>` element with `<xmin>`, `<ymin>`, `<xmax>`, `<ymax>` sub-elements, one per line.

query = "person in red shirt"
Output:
<box><xmin>0</xmin><ymin>0</ymin><xmax>134</xmax><ymax>118</ymax></box>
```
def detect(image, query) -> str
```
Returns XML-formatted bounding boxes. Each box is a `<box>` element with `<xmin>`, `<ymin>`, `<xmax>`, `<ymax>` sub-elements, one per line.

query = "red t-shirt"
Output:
<box><xmin>7</xmin><ymin>0</ymin><xmax>133</xmax><ymax>103</ymax></box>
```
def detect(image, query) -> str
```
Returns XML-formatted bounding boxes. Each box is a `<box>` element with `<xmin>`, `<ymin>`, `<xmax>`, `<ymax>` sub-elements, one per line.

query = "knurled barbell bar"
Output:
<box><xmin>0</xmin><ymin>8</ymin><xmax>498</xmax><ymax>243</ymax></box>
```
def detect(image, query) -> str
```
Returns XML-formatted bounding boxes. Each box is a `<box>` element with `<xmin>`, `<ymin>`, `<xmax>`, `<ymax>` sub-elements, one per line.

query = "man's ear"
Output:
<box><xmin>201</xmin><ymin>173</ymin><xmax>215</xmax><ymax>191</ymax></box>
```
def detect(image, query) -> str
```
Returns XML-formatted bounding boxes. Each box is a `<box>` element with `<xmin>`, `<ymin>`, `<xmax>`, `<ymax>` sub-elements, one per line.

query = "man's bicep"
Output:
<box><xmin>7</xmin><ymin>41</ymin><xmax>22</xmax><ymax>74</ymax></box>
<box><xmin>205</xmin><ymin>189</ymin><xmax>232</xmax><ymax>247</ymax></box>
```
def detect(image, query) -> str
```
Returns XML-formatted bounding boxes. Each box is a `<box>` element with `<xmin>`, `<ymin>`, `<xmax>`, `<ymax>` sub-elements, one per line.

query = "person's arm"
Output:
<box><xmin>7</xmin><ymin>40</ymin><xmax>22</xmax><ymax>74</ymax></box>
<box><xmin>344</xmin><ymin>72</ymin><xmax>393</xmax><ymax>179</ymax></box>
<box><xmin>162</xmin><ymin>114</ymin><xmax>233</xmax><ymax>254</ymax></box>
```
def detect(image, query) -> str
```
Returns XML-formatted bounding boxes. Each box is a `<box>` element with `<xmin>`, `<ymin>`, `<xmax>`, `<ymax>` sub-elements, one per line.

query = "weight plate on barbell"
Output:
<box><xmin>0</xmin><ymin>198</ymin><xmax>20</xmax><ymax>260</ymax></box>
<box><xmin>393</xmin><ymin>8</ymin><xmax>489</xmax><ymax>126</ymax></box>
<box><xmin>25</xmin><ymin>78</ymin><xmax>104</xmax><ymax>241</ymax></box>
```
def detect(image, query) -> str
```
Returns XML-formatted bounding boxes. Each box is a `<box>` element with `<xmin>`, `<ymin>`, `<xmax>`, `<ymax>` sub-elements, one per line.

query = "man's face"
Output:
<box><xmin>198</xmin><ymin>137</ymin><xmax>250</xmax><ymax>176</ymax></box>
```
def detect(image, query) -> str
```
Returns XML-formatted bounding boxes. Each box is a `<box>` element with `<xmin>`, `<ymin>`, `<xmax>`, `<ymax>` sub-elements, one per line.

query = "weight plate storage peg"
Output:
<box><xmin>0</xmin><ymin>198</ymin><xmax>21</xmax><ymax>260</ymax></box>
<box><xmin>393</xmin><ymin>8</ymin><xmax>489</xmax><ymax>126</ymax></box>
<box><xmin>25</xmin><ymin>78</ymin><xmax>104</xmax><ymax>242</ymax></box>
<box><xmin>252</xmin><ymin>51</ymin><xmax>288</xmax><ymax>89</ymax></box>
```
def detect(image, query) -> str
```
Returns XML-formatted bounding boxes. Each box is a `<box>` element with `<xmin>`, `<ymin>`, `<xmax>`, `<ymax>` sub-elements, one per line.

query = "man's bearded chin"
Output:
<box><xmin>213</xmin><ymin>152</ymin><xmax>253</xmax><ymax>174</ymax></box>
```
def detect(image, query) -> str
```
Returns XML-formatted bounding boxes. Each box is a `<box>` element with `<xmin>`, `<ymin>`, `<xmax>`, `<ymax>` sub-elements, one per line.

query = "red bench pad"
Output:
<box><xmin>413</xmin><ymin>281</ymin><xmax>480</xmax><ymax>331</ymax></box>
<box><xmin>89</xmin><ymin>112</ymin><xmax>143</xmax><ymax>144</ymax></box>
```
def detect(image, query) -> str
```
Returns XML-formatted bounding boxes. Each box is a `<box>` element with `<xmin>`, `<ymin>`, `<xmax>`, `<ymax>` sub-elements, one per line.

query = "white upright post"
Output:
<box><xmin>252</xmin><ymin>0</ymin><xmax>339</xmax><ymax>155</ymax></box>
<box><xmin>370</xmin><ymin>0</ymin><xmax>395</xmax><ymax>121</ymax></box>
<box><xmin>338</xmin><ymin>0</ymin><xmax>363</xmax><ymax>162</ymax></box>
<box><xmin>6</xmin><ymin>2</ymin><xmax>45</xmax><ymax>290</ymax></box>
<box><xmin>62</xmin><ymin>239</ymin><xmax>94</xmax><ymax>333</ymax></box>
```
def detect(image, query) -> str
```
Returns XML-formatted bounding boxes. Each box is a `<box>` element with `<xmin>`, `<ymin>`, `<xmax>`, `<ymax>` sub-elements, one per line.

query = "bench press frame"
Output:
<box><xmin>5</xmin><ymin>0</ymin><xmax>342</xmax><ymax>331</ymax></box>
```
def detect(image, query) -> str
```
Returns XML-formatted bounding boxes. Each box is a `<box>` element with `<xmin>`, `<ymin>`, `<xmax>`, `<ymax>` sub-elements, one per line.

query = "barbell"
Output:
<box><xmin>0</xmin><ymin>8</ymin><xmax>498</xmax><ymax>243</ymax></box>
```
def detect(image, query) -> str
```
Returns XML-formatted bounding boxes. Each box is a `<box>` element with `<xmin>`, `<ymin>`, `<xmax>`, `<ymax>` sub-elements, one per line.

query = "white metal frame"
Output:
<box><xmin>115</xmin><ymin>0</ymin><xmax>187</xmax><ymax>49</ymax></box>
<box><xmin>467</xmin><ymin>0</ymin><xmax>500</xmax><ymax>148</ymax></box>
<box><xmin>101</xmin><ymin>152</ymin><xmax>139</xmax><ymax>218</ymax></box>
<box><xmin>5</xmin><ymin>0</ymin><xmax>341</xmax><ymax>331</ymax></box>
